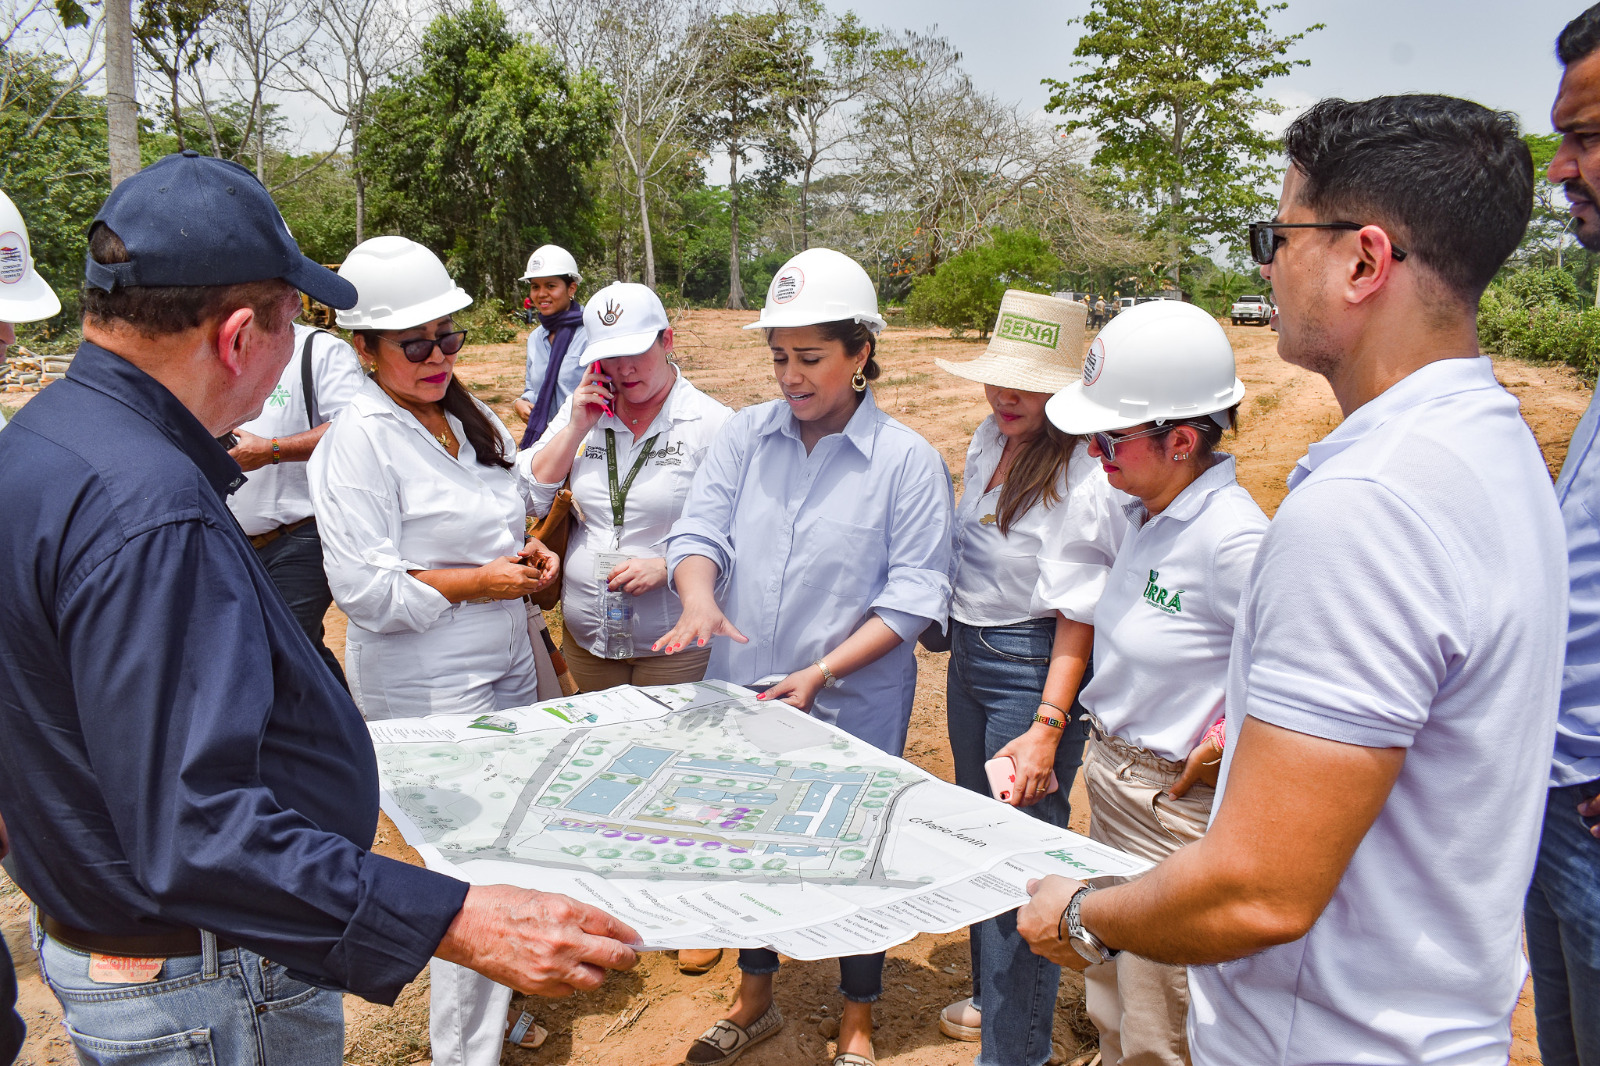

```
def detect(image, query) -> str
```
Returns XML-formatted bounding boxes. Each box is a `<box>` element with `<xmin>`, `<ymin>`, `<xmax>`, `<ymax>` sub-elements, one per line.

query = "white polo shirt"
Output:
<box><xmin>1076</xmin><ymin>454</ymin><xmax>1266</xmax><ymax>761</ymax></box>
<box><xmin>950</xmin><ymin>418</ymin><xmax>1129</xmax><ymax>627</ymax></box>
<box><xmin>229</xmin><ymin>325</ymin><xmax>365</xmax><ymax>535</ymax></box>
<box><xmin>1189</xmin><ymin>356</ymin><xmax>1567</xmax><ymax>1066</ymax></box>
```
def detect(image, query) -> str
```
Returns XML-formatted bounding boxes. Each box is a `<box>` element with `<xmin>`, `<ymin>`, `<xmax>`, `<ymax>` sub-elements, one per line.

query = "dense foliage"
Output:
<box><xmin>906</xmin><ymin>230</ymin><xmax>1064</xmax><ymax>338</ymax></box>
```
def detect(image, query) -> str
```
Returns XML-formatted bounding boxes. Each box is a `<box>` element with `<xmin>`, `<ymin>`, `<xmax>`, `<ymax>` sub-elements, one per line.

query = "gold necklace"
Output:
<box><xmin>435</xmin><ymin>423</ymin><xmax>456</xmax><ymax>449</ymax></box>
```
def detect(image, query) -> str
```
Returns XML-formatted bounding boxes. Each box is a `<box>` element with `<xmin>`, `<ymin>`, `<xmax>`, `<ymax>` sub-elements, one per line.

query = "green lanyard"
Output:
<box><xmin>605</xmin><ymin>428</ymin><xmax>661</xmax><ymax>536</ymax></box>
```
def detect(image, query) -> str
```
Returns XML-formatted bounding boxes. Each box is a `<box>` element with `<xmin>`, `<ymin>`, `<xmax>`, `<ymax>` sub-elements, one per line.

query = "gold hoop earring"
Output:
<box><xmin>851</xmin><ymin>368</ymin><xmax>867</xmax><ymax>392</ymax></box>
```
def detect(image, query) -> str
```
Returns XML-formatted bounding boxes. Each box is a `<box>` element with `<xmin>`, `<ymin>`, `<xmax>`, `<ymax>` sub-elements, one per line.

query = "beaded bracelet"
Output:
<box><xmin>1033</xmin><ymin>705</ymin><xmax>1066</xmax><ymax>730</ymax></box>
<box><xmin>270</xmin><ymin>438</ymin><xmax>281</xmax><ymax>465</ymax></box>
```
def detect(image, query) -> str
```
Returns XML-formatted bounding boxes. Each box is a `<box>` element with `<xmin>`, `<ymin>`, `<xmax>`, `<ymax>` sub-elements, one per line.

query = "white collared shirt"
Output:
<box><xmin>950</xmin><ymin>418</ymin><xmax>1129</xmax><ymax>627</ymax></box>
<box><xmin>666</xmin><ymin>390</ymin><xmax>953</xmax><ymax>756</ymax></box>
<box><xmin>520</xmin><ymin>369</ymin><xmax>732</xmax><ymax>656</ymax></box>
<box><xmin>308</xmin><ymin>376</ymin><xmax>534</xmax><ymax>636</ymax></box>
<box><xmin>522</xmin><ymin>320</ymin><xmax>589</xmax><ymax>405</ymax></box>
<box><xmin>1077</xmin><ymin>454</ymin><xmax>1266</xmax><ymax>762</ymax></box>
<box><xmin>229</xmin><ymin>325</ymin><xmax>365</xmax><ymax>535</ymax></box>
<box><xmin>1189</xmin><ymin>356</ymin><xmax>1567</xmax><ymax>1066</ymax></box>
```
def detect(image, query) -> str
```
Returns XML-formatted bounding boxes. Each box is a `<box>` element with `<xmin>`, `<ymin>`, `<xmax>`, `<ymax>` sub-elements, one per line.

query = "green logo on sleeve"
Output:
<box><xmin>267</xmin><ymin>385</ymin><xmax>290</xmax><ymax>408</ymax></box>
<box><xmin>1143</xmin><ymin>570</ymin><xmax>1183</xmax><ymax>614</ymax></box>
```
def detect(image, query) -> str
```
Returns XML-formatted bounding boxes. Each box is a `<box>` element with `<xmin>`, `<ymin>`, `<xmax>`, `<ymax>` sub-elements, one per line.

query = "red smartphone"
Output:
<box><xmin>591</xmin><ymin>361</ymin><xmax>614</xmax><ymax>418</ymax></box>
<box><xmin>984</xmin><ymin>755</ymin><xmax>1059</xmax><ymax>804</ymax></box>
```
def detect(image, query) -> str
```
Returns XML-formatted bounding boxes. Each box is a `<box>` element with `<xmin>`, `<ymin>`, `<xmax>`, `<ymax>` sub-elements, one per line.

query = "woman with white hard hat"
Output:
<box><xmin>931</xmin><ymin>290</ymin><xmax>1129</xmax><ymax>1064</ymax></box>
<box><xmin>0</xmin><ymin>189</ymin><xmax>61</xmax><ymax>431</ymax></box>
<box><xmin>1042</xmin><ymin>299</ymin><xmax>1266</xmax><ymax>1066</ymax></box>
<box><xmin>660</xmin><ymin>246</ymin><xmax>953</xmax><ymax>1066</ymax></box>
<box><xmin>306</xmin><ymin>235</ymin><xmax>560</xmax><ymax>1065</ymax></box>
<box><xmin>514</xmin><ymin>244</ymin><xmax>589</xmax><ymax>447</ymax></box>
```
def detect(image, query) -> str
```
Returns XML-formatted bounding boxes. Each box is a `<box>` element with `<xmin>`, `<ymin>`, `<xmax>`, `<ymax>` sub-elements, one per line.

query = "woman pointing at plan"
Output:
<box><xmin>658</xmin><ymin>247</ymin><xmax>954</xmax><ymax>1066</ymax></box>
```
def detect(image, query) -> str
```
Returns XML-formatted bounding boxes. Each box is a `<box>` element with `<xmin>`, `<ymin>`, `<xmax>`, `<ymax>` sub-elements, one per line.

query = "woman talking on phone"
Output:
<box><xmin>932</xmin><ymin>290</ymin><xmax>1128</xmax><ymax>1066</ymax></box>
<box><xmin>1042</xmin><ymin>300</ymin><xmax>1266</xmax><ymax>1066</ymax></box>
<box><xmin>307</xmin><ymin>236</ymin><xmax>559</xmax><ymax>1066</ymax></box>
<box><xmin>658</xmin><ymin>247</ymin><xmax>953</xmax><ymax>1066</ymax></box>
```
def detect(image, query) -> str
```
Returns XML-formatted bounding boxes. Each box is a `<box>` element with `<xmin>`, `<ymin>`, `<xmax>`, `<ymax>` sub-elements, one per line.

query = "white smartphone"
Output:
<box><xmin>984</xmin><ymin>755</ymin><xmax>1059</xmax><ymax>803</ymax></box>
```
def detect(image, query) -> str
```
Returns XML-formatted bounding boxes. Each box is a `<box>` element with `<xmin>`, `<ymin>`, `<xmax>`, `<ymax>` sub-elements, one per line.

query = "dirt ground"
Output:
<box><xmin>2</xmin><ymin>309</ymin><xmax>1586</xmax><ymax>1065</ymax></box>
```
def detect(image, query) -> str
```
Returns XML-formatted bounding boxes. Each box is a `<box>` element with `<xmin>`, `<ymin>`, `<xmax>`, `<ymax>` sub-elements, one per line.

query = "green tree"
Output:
<box><xmin>906</xmin><ymin>229</ymin><xmax>1063</xmax><ymax>338</ymax></box>
<box><xmin>1044</xmin><ymin>0</ymin><xmax>1320</xmax><ymax>286</ymax></box>
<box><xmin>364</xmin><ymin>0</ymin><xmax>612</xmax><ymax>302</ymax></box>
<box><xmin>133</xmin><ymin>0</ymin><xmax>223</xmax><ymax>152</ymax></box>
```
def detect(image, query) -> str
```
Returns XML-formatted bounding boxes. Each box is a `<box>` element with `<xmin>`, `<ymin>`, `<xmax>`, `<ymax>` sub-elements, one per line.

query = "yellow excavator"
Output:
<box><xmin>299</xmin><ymin>264</ymin><xmax>342</xmax><ymax>328</ymax></box>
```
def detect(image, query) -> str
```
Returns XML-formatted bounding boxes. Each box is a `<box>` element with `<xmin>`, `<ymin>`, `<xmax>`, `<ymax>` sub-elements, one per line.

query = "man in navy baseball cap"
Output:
<box><xmin>0</xmin><ymin>154</ymin><xmax>638</xmax><ymax>1063</ymax></box>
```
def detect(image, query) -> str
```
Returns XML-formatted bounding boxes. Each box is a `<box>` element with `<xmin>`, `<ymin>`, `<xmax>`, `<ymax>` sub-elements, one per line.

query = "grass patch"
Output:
<box><xmin>879</xmin><ymin>371</ymin><xmax>932</xmax><ymax>388</ymax></box>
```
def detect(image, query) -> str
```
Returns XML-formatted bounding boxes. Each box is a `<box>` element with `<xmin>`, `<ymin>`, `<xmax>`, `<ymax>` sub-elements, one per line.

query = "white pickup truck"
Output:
<box><xmin>1230</xmin><ymin>294</ymin><xmax>1272</xmax><ymax>326</ymax></box>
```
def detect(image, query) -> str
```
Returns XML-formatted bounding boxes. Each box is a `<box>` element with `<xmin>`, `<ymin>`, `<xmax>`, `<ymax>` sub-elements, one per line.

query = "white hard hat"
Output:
<box><xmin>743</xmin><ymin>247</ymin><xmax>886</xmax><ymax>333</ymax></box>
<box><xmin>1045</xmin><ymin>300</ymin><xmax>1244</xmax><ymax>433</ymax></box>
<box><xmin>584</xmin><ymin>282</ymin><xmax>670</xmax><ymax>360</ymax></box>
<box><xmin>519</xmin><ymin>243</ymin><xmax>581</xmax><ymax>283</ymax></box>
<box><xmin>0</xmin><ymin>190</ymin><xmax>60</xmax><ymax>322</ymax></box>
<box><xmin>335</xmin><ymin>236</ymin><xmax>472</xmax><ymax>331</ymax></box>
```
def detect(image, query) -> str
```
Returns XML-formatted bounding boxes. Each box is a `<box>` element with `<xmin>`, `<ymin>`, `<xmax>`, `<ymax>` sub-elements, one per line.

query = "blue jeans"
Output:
<box><xmin>946</xmin><ymin>618</ymin><xmax>1091</xmax><ymax>1066</ymax></box>
<box><xmin>33</xmin><ymin>921</ymin><xmax>343</xmax><ymax>1065</ymax></box>
<box><xmin>255</xmin><ymin>520</ymin><xmax>347</xmax><ymax>690</ymax></box>
<box><xmin>1526</xmin><ymin>780</ymin><xmax>1600</xmax><ymax>1066</ymax></box>
<box><xmin>737</xmin><ymin>948</ymin><xmax>883</xmax><ymax>1002</ymax></box>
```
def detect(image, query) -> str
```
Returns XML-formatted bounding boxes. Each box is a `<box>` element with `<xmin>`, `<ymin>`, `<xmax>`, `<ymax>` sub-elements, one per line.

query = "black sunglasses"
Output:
<box><xmin>1248</xmin><ymin>221</ymin><xmax>1408</xmax><ymax>266</ymax></box>
<box><xmin>385</xmin><ymin>329</ymin><xmax>468</xmax><ymax>363</ymax></box>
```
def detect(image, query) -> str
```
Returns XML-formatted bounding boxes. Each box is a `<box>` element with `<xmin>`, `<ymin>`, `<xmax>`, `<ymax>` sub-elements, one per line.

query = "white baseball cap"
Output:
<box><xmin>583</xmin><ymin>282</ymin><xmax>670</xmax><ymax>360</ymax></box>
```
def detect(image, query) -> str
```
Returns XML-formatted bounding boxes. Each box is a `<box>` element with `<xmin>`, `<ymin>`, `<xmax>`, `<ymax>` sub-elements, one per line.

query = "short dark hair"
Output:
<box><xmin>1282</xmin><ymin>95</ymin><xmax>1532</xmax><ymax>303</ymax></box>
<box><xmin>83</xmin><ymin>223</ymin><xmax>296</xmax><ymax>338</ymax></box>
<box><xmin>1559</xmin><ymin>4</ymin><xmax>1600</xmax><ymax>64</ymax></box>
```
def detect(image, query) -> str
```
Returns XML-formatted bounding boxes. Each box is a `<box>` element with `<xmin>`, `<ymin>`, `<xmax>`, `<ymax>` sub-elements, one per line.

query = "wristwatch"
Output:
<box><xmin>812</xmin><ymin>659</ymin><xmax>840</xmax><ymax>688</ymax></box>
<box><xmin>1060</xmin><ymin>886</ymin><xmax>1119</xmax><ymax>965</ymax></box>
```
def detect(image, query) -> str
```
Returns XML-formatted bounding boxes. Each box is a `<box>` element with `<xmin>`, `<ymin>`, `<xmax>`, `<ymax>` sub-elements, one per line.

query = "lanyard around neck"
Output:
<box><xmin>605</xmin><ymin>427</ymin><xmax>661</xmax><ymax>534</ymax></box>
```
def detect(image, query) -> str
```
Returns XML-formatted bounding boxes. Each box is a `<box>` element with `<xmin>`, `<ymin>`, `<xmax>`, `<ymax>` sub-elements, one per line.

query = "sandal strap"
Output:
<box><xmin>508</xmin><ymin>1010</ymin><xmax>536</xmax><ymax>1045</ymax></box>
<box><xmin>833</xmin><ymin>1054</ymin><xmax>877</xmax><ymax>1066</ymax></box>
<box><xmin>694</xmin><ymin>1019</ymin><xmax>752</xmax><ymax>1053</ymax></box>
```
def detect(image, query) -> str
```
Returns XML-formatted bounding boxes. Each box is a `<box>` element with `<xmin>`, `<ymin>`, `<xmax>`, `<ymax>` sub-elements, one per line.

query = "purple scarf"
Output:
<box><xmin>521</xmin><ymin>302</ymin><xmax>586</xmax><ymax>447</ymax></box>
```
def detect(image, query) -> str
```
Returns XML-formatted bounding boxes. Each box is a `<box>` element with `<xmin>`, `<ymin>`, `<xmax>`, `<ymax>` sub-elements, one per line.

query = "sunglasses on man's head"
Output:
<box><xmin>1247</xmin><ymin>221</ymin><xmax>1409</xmax><ymax>267</ymax></box>
<box><xmin>386</xmin><ymin>330</ymin><xmax>468</xmax><ymax>363</ymax></box>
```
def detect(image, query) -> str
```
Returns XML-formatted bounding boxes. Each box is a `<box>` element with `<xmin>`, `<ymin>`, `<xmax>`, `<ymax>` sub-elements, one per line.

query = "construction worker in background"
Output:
<box><xmin>225</xmin><ymin>317</ymin><xmax>367</xmax><ymax>688</ymax></box>
<box><xmin>513</xmin><ymin>244</ymin><xmax>589</xmax><ymax>448</ymax></box>
<box><xmin>0</xmin><ymin>187</ymin><xmax>61</xmax><ymax>1066</ymax></box>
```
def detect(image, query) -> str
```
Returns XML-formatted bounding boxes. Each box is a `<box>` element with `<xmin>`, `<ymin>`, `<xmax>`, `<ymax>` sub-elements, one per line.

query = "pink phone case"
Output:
<box><xmin>591</xmin><ymin>361</ymin><xmax>615</xmax><ymax>418</ymax></box>
<box><xmin>984</xmin><ymin>755</ymin><xmax>1060</xmax><ymax>803</ymax></box>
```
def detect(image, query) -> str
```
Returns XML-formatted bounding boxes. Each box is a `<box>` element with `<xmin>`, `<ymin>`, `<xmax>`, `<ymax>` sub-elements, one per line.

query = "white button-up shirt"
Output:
<box><xmin>522</xmin><ymin>320</ymin><xmax>589</xmax><ymax>407</ymax></box>
<box><xmin>1190</xmin><ymin>356</ymin><xmax>1567</xmax><ymax>1066</ymax></box>
<box><xmin>666</xmin><ymin>390</ymin><xmax>953</xmax><ymax>756</ymax></box>
<box><xmin>950</xmin><ymin>418</ymin><xmax>1129</xmax><ymax>627</ymax></box>
<box><xmin>308</xmin><ymin>376</ymin><xmax>535</xmax><ymax>636</ymax></box>
<box><xmin>521</xmin><ymin>368</ymin><xmax>732</xmax><ymax>657</ymax></box>
<box><xmin>1077</xmin><ymin>454</ymin><xmax>1266</xmax><ymax>762</ymax></box>
<box><xmin>229</xmin><ymin>325</ymin><xmax>365</xmax><ymax>535</ymax></box>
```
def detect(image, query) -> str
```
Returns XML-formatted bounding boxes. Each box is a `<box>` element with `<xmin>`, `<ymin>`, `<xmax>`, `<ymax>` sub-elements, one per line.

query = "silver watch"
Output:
<box><xmin>1061</xmin><ymin>886</ymin><xmax>1118</xmax><ymax>965</ymax></box>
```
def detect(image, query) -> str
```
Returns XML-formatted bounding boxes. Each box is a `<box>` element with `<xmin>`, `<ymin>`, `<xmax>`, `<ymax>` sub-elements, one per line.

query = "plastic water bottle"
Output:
<box><xmin>601</xmin><ymin>588</ymin><xmax>635</xmax><ymax>659</ymax></box>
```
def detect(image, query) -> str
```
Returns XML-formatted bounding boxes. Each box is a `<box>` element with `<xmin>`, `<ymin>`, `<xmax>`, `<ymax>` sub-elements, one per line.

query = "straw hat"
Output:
<box><xmin>934</xmin><ymin>289</ymin><xmax>1086</xmax><ymax>394</ymax></box>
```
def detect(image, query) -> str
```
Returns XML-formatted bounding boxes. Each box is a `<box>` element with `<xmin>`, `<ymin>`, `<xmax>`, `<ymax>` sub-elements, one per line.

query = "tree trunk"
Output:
<box><xmin>169</xmin><ymin>71</ymin><xmax>185</xmax><ymax>152</ymax></box>
<box><xmin>104</xmin><ymin>0</ymin><xmax>139</xmax><ymax>186</ymax></box>
<box><xmin>725</xmin><ymin>147</ymin><xmax>745</xmax><ymax>309</ymax></box>
<box><xmin>800</xmin><ymin>157</ymin><xmax>813</xmax><ymax>251</ymax></box>
<box><xmin>637</xmin><ymin>169</ymin><xmax>656</xmax><ymax>290</ymax></box>
<box><xmin>254</xmin><ymin>93</ymin><xmax>266</xmax><ymax>182</ymax></box>
<box><xmin>351</xmin><ymin>119</ymin><xmax>365</xmax><ymax>244</ymax></box>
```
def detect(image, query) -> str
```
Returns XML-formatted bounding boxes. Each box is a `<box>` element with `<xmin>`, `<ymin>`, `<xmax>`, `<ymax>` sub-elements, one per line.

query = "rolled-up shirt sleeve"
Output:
<box><xmin>59</xmin><ymin>521</ymin><xmax>466</xmax><ymax>1002</ymax></box>
<box><xmin>1032</xmin><ymin>471</ymin><xmax>1130</xmax><ymax>623</ymax></box>
<box><xmin>868</xmin><ymin>458</ymin><xmax>953</xmax><ymax>633</ymax></box>
<box><xmin>521</xmin><ymin>331</ymin><xmax>543</xmax><ymax>404</ymax></box>
<box><xmin>666</xmin><ymin>411</ymin><xmax>753</xmax><ymax>586</ymax></box>
<box><xmin>309</xmin><ymin>428</ymin><xmax>452</xmax><ymax>635</ymax></box>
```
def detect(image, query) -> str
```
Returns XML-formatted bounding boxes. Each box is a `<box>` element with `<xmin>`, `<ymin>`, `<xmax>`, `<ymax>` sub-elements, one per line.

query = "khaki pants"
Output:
<box><xmin>1082</xmin><ymin>731</ymin><xmax>1214</xmax><ymax>1066</ymax></box>
<box><xmin>562</xmin><ymin>623</ymin><xmax>712</xmax><ymax>691</ymax></box>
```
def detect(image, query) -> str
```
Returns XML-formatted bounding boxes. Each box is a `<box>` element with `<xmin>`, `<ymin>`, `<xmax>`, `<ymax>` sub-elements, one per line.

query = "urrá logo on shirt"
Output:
<box><xmin>1143</xmin><ymin>569</ymin><xmax>1183</xmax><ymax>614</ymax></box>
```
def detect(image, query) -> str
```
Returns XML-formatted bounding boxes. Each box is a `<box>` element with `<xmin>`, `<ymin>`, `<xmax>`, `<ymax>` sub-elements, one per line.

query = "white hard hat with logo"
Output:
<box><xmin>743</xmin><ymin>247</ymin><xmax>887</xmax><ymax>333</ymax></box>
<box><xmin>0</xmin><ymin>189</ymin><xmax>60</xmax><ymax>322</ymax></box>
<box><xmin>335</xmin><ymin>236</ymin><xmax>473</xmax><ymax>331</ymax></box>
<box><xmin>583</xmin><ymin>282</ymin><xmax>671</xmax><ymax>360</ymax></box>
<box><xmin>1045</xmin><ymin>300</ymin><xmax>1244</xmax><ymax>433</ymax></box>
<box><xmin>519</xmin><ymin>244</ymin><xmax>582</xmax><ymax>283</ymax></box>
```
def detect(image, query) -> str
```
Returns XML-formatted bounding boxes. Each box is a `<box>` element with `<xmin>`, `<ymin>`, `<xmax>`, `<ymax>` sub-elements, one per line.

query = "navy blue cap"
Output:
<box><xmin>84</xmin><ymin>150</ymin><xmax>356</xmax><ymax>309</ymax></box>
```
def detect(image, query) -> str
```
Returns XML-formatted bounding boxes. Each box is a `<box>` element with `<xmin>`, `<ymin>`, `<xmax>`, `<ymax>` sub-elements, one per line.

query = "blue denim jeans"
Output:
<box><xmin>1526</xmin><ymin>780</ymin><xmax>1600</xmax><ymax>1066</ymax></box>
<box><xmin>737</xmin><ymin>947</ymin><xmax>883</xmax><ymax>1002</ymax></box>
<box><xmin>946</xmin><ymin>617</ymin><xmax>1091</xmax><ymax>1066</ymax></box>
<box><xmin>255</xmin><ymin>519</ymin><xmax>347</xmax><ymax>691</ymax></box>
<box><xmin>33</xmin><ymin>920</ymin><xmax>344</xmax><ymax>1065</ymax></box>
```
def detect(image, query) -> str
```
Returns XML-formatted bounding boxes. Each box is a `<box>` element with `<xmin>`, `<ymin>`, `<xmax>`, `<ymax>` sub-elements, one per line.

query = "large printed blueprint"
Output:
<box><xmin>372</xmin><ymin>681</ymin><xmax>1150</xmax><ymax>959</ymax></box>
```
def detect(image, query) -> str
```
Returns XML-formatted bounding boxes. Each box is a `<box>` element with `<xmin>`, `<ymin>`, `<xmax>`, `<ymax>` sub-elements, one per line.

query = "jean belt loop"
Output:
<box><xmin>28</xmin><ymin>905</ymin><xmax>42</xmax><ymax>953</ymax></box>
<box><xmin>201</xmin><ymin>930</ymin><xmax>218</xmax><ymax>979</ymax></box>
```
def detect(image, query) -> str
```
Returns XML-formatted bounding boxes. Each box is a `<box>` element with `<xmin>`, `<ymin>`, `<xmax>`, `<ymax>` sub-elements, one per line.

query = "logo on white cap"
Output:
<box><xmin>528</xmin><ymin>257</ymin><xmax>544</xmax><ymax>273</ymax></box>
<box><xmin>1083</xmin><ymin>337</ymin><xmax>1105</xmax><ymax>386</ymax></box>
<box><xmin>599</xmin><ymin>299</ymin><xmax>624</xmax><ymax>326</ymax></box>
<box><xmin>771</xmin><ymin>266</ymin><xmax>804</xmax><ymax>304</ymax></box>
<box><xmin>0</xmin><ymin>233</ymin><xmax>25</xmax><ymax>285</ymax></box>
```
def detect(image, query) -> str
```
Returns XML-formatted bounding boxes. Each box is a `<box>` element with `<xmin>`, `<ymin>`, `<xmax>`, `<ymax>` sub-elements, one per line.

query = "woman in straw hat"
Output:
<box><xmin>932</xmin><ymin>291</ymin><xmax>1129</xmax><ymax>1065</ymax></box>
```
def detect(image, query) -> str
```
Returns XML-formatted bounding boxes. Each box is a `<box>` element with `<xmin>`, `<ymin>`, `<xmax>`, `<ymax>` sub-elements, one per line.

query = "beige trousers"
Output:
<box><xmin>1082</xmin><ymin>731</ymin><xmax>1215</xmax><ymax>1066</ymax></box>
<box><xmin>562</xmin><ymin>623</ymin><xmax>712</xmax><ymax>691</ymax></box>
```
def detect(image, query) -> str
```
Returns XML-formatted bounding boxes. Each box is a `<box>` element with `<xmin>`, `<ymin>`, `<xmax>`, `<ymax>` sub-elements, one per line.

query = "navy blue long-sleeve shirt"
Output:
<box><xmin>0</xmin><ymin>341</ymin><xmax>468</xmax><ymax>1004</ymax></box>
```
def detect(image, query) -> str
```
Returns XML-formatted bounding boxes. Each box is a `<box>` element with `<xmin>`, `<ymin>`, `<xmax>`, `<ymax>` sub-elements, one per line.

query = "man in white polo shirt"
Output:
<box><xmin>1018</xmin><ymin>94</ymin><xmax>1567</xmax><ymax>1065</ymax></box>
<box><xmin>226</xmin><ymin>320</ymin><xmax>365</xmax><ymax>685</ymax></box>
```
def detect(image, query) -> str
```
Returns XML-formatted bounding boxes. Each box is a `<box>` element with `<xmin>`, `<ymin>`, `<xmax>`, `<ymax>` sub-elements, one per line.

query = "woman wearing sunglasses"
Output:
<box><xmin>1042</xmin><ymin>300</ymin><xmax>1266</xmax><ymax>1066</ymax></box>
<box><xmin>309</xmin><ymin>236</ymin><xmax>565</xmax><ymax>1064</ymax></box>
